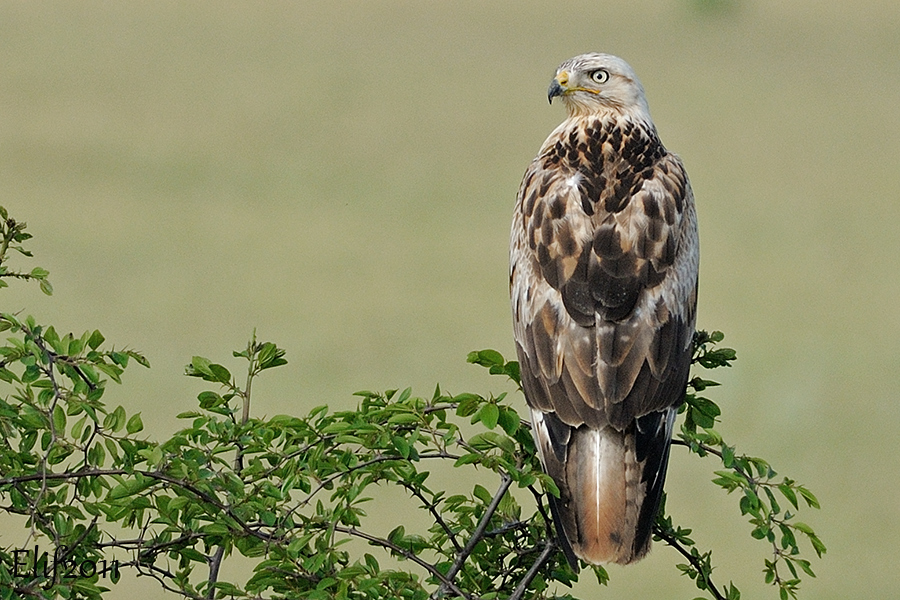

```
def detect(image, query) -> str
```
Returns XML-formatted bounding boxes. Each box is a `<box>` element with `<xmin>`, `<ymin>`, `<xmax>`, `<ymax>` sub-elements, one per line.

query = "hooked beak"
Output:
<box><xmin>547</xmin><ymin>71</ymin><xmax>569</xmax><ymax>104</ymax></box>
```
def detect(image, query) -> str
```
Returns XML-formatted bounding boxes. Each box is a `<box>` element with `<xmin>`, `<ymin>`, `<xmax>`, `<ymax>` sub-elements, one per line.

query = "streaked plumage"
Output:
<box><xmin>510</xmin><ymin>53</ymin><xmax>699</xmax><ymax>566</ymax></box>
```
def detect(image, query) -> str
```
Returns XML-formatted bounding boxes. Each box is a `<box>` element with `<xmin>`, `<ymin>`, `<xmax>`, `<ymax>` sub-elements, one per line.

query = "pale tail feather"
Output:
<box><xmin>567</xmin><ymin>426</ymin><xmax>641</xmax><ymax>564</ymax></box>
<box><xmin>532</xmin><ymin>408</ymin><xmax>676</xmax><ymax>567</ymax></box>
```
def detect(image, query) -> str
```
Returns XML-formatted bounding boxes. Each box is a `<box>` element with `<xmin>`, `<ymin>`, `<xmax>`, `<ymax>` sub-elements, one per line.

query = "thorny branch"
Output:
<box><xmin>508</xmin><ymin>538</ymin><xmax>558</xmax><ymax>600</ymax></box>
<box><xmin>434</xmin><ymin>473</ymin><xmax>514</xmax><ymax>598</ymax></box>
<box><xmin>333</xmin><ymin>525</ymin><xmax>476</xmax><ymax>600</ymax></box>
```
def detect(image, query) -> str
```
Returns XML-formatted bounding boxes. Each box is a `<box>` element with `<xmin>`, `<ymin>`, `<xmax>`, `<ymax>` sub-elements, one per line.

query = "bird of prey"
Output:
<box><xmin>509</xmin><ymin>53</ymin><xmax>699</xmax><ymax>567</ymax></box>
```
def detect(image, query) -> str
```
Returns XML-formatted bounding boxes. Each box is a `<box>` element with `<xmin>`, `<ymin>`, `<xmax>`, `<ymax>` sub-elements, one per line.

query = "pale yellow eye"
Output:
<box><xmin>590</xmin><ymin>69</ymin><xmax>609</xmax><ymax>84</ymax></box>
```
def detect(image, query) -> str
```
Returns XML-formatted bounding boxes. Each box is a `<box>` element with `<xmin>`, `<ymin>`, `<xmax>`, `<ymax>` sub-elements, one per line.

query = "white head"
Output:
<box><xmin>548</xmin><ymin>53</ymin><xmax>651</xmax><ymax>120</ymax></box>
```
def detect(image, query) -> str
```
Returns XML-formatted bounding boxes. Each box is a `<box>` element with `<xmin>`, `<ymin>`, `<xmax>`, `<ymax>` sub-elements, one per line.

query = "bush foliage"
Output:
<box><xmin>0</xmin><ymin>207</ymin><xmax>823</xmax><ymax>599</ymax></box>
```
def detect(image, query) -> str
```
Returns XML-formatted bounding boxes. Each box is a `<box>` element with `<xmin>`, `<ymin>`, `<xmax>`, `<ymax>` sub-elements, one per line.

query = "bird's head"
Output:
<box><xmin>548</xmin><ymin>53</ymin><xmax>651</xmax><ymax>119</ymax></box>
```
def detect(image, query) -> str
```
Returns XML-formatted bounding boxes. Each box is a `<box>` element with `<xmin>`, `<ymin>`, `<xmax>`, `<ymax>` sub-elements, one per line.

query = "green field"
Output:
<box><xmin>2</xmin><ymin>1</ymin><xmax>898</xmax><ymax>598</ymax></box>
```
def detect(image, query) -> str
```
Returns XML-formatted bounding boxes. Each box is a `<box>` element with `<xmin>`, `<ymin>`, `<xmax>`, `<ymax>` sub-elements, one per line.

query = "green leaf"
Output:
<box><xmin>392</xmin><ymin>435</ymin><xmax>410</xmax><ymax>459</ymax></box>
<box><xmin>467</xmin><ymin>349</ymin><xmax>504</xmax><ymax>367</ymax></box>
<box><xmin>537</xmin><ymin>473</ymin><xmax>559</xmax><ymax>497</ymax></box>
<box><xmin>496</xmin><ymin>407</ymin><xmax>520</xmax><ymax>436</ymax></box>
<box><xmin>113</xmin><ymin>405</ymin><xmax>127</xmax><ymax>432</ymax></box>
<box><xmin>809</xmin><ymin>534</ymin><xmax>827</xmax><ymax>557</ymax></box>
<box><xmin>71</xmin><ymin>415</ymin><xmax>87</xmax><ymax>440</ymax></box>
<box><xmin>168</xmin><ymin>496</ymin><xmax>190</xmax><ymax>511</ymax></box>
<box><xmin>479</xmin><ymin>403</ymin><xmax>499</xmax><ymax>430</ymax></box>
<box><xmin>110</xmin><ymin>351</ymin><xmax>130</xmax><ymax>366</ymax></box>
<box><xmin>453</xmin><ymin>453</ymin><xmax>482</xmax><ymax>467</ymax></box>
<box><xmin>387</xmin><ymin>525</ymin><xmax>405</xmax><ymax>544</ymax></box>
<box><xmin>387</xmin><ymin>412</ymin><xmax>420</xmax><ymax>425</ymax></box>
<box><xmin>257</xmin><ymin>342</ymin><xmax>287</xmax><ymax>370</ymax></box>
<box><xmin>721</xmin><ymin>445</ymin><xmax>735</xmax><ymax>468</ymax></box>
<box><xmin>0</xmin><ymin>366</ymin><xmax>17</xmax><ymax>383</ymax></box>
<box><xmin>468</xmin><ymin>431</ymin><xmax>515</xmax><ymax>454</ymax></box>
<box><xmin>797</xmin><ymin>486</ymin><xmax>820</xmax><ymax>509</ymax></box>
<box><xmin>209</xmin><ymin>363</ymin><xmax>232</xmax><ymax>384</ymax></box>
<box><xmin>179</xmin><ymin>548</ymin><xmax>208</xmax><ymax>563</ymax></box>
<box><xmin>455</xmin><ymin>393</ymin><xmax>481</xmax><ymax>417</ymax></box>
<box><xmin>189</xmin><ymin>356</ymin><xmax>214</xmax><ymax>378</ymax></box>
<box><xmin>473</xmin><ymin>484</ymin><xmax>492</xmax><ymax>504</ymax></box>
<box><xmin>794</xmin><ymin>558</ymin><xmax>816</xmax><ymax>578</ymax></box>
<box><xmin>791</xmin><ymin>521</ymin><xmax>813</xmax><ymax>535</ymax></box>
<box><xmin>689</xmin><ymin>395</ymin><xmax>721</xmax><ymax>422</ymax></box>
<box><xmin>198</xmin><ymin>390</ymin><xmax>226</xmax><ymax>409</ymax></box>
<box><xmin>126</xmin><ymin>412</ymin><xmax>144</xmax><ymax>434</ymax></box>
<box><xmin>779</xmin><ymin>483</ymin><xmax>799</xmax><ymax>510</ymax></box>
<box><xmin>103</xmin><ymin>405</ymin><xmax>127</xmax><ymax>432</ymax></box>
<box><xmin>106</xmin><ymin>476</ymin><xmax>155</xmax><ymax>500</ymax></box>
<box><xmin>699</xmin><ymin>347</ymin><xmax>737</xmax><ymax>369</ymax></box>
<box><xmin>95</xmin><ymin>361</ymin><xmax>123</xmax><ymax>383</ymax></box>
<box><xmin>127</xmin><ymin>350</ymin><xmax>151</xmax><ymax>368</ymax></box>
<box><xmin>712</xmin><ymin>470</ymin><xmax>745</xmax><ymax>488</ymax></box>
<box><xmin>87</xmin><ymin>330</ymin><xmax>105</xmax><ymax>350</ymax></box>
<box><xmin>52</xmin><ymin>404</ymin><xmax>67</xmax><ymax>433</ymax></box>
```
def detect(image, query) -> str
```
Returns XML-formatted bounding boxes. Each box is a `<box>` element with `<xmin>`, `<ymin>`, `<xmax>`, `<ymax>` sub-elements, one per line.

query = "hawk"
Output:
<box><xmin>510</xmin><ymin>53</ymin><xmax>699</xmax><ymax>567</ymax></box>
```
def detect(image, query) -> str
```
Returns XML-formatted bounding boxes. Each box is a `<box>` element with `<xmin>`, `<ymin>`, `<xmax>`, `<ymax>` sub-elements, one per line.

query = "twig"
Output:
<box><xmin>54</xmin><ymin>517</ymin><xmax>99</xmax><ymax>569</ymax></box>
<box><xmin>526</xmin><ymin>484</ymin><xmax>555</xmax><ymax>537</ymax></box>
<box><xmin>129</xmin><ymin>559</ymin><xmax>206</xmax><ymax>600</ymax></box>
<box><xmin>206</xmin><ymin>546</ymin><xmax>226</xmax><ymax>600</ymax></box>
<box><xmin>672</xmin><ymin>438</ymin><xmax>757</xmax><ymax>488</ymax></box>
<box><xmin>671</xmin><ymin>438</ymin><xmax>723</xmax><ymax>458</ymax></box>
<box><xmin>332</xmin><ymin>524</ymin><xmax>475</xmax><ymax>600</ymax></box>
<box><xmin>508</xmin><ymin>538</ymin><xmax>557</xmax><ymax>600</ymax></box>
<box><xmin>208</xmin><ymin>339</ymin><xmax>258</xmax><ymax>598</ymax></box>
<box><xmin>434</xmin><ymin>473</ymin><xmax>513</xmax><ymax>598</ymax></box>
<box><xmin>654</xmin><ymin>525</ymin><xmax>727</xmax><ymax>600</ymax></box>
<box><xmin>297</xmin><ymin>452</ymin><xmax>460</xmax><ymax>508</ymax></box>
<box><xmin>397</xmin><ymin>478</ymin><xmax>463</xmax><ymax>553</ymax></box>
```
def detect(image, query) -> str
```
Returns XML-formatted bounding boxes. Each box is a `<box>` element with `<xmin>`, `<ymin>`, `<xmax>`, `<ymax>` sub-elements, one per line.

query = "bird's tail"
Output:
<box><xmin>533</xmin><ymin>408</ymin><xmax>675</xmax><ymax>567</ymax></box>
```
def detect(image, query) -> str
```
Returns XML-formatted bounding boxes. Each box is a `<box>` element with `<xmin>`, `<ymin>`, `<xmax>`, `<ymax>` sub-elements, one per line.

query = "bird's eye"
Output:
<box><xmin>590</xmin><ymin>69</ymin><xmax>609</xmax><ymax>84</ymax></box>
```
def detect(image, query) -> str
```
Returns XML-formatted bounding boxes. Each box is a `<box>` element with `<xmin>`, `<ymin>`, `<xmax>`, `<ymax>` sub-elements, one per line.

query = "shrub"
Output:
<box><xmin>0</xmin><ymin>207</ymin><xmax>823</xmax><ymax>599</ymax></box>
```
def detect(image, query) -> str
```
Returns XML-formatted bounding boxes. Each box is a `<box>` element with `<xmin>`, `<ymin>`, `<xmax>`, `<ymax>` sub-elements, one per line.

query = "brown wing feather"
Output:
<box><xmin>512</xmin><ymin>116</ymin><xmax>697</xmax><ymax>429</ymax></box>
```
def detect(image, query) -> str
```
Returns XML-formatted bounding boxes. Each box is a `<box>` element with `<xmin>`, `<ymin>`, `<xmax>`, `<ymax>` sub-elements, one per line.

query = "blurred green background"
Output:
<box><xmin>2</xmin><ymin>1</ymin><xmax>898</xmax><ymax>598</ymax></box>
